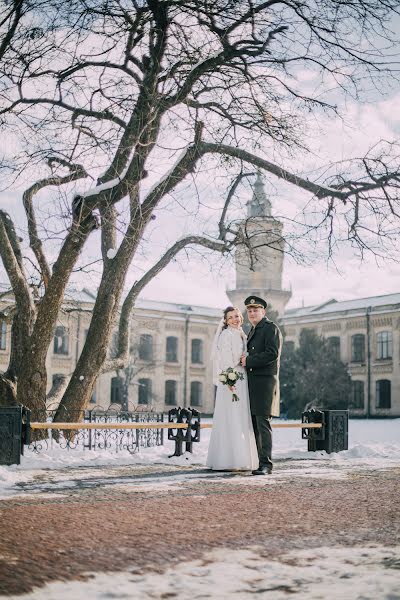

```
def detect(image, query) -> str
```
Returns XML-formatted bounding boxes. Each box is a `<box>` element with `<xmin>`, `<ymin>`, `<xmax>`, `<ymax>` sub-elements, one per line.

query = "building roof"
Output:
<box><xmin>1</xmin><ymin>284</ymin><xmax>222</xmax><ymax>319</ymax></box>
<box><xmin>134</xmin><ymin>297</ymin><xmax>222</xmax><ymax>319</ymax></box>
<box><xmin>283</xmin><ymin>292</ymin><xmax>400</xmax><ymax>320</ymax></box>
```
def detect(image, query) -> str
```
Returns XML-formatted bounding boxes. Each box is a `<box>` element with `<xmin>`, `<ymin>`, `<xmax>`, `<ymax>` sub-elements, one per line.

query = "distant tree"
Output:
<box><xmin>280</xmin><ymin>329</ymin><xmax>351</xmax><ymax>418</ymax></box>
<box><xmin>0</xmin><ymin>1</ymin><xmax>399</xmax><ymax>419</ymax></box>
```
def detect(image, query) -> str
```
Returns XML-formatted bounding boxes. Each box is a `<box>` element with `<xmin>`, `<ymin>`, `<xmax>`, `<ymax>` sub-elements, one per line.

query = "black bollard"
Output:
<box><xmin>302</xmin><ymin>409</ymin><xmax>349</xmax><ymax>454</ymax></box>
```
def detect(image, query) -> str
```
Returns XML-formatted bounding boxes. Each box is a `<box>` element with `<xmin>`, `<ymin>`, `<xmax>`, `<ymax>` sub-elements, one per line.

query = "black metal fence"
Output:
<box><xmin>28</xmin><ymin>406</ymin><xmax>164</xmax><ymax>455</ymax></box>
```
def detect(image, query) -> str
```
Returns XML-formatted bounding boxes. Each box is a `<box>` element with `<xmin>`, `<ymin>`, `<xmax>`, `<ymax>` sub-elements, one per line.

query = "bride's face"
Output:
<box><xmin>226</xmin><ymin>309</ymin><xmax>241</xmax><ymax>329</ymax></box>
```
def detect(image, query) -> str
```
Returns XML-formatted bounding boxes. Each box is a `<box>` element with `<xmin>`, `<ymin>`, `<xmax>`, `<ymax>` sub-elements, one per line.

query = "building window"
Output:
<box><xmin>54</xmin><ymin>326</ymin><xmax>69</xmax><ymax>355</ymax></box>
<box><xmin>0</xmin><ymin>319</ymin><xmax>6</xmax><ymax>350</ymax></box>
<box><xmin>350</xmin><ymin>381</ymin><xmax>364</xmax><ymax>409</ymax></box>
<box><xmin>110</xmin><ymin>376</ymin><xmax>123</xmax><ymax>404</ymax></box>
<box><xmin>166</xmin><ymin>336</ymin><xmax>178</xmax><ymax>362</ymax></box>
<box><xmin>283</xmin><ymin>340</ymin><xmax>295</xmax><ymax>353</ymax></box>
<box><xmin>351</xmin><ymin>334</ymin><xmax>365</xmax><ymax>363</ymax></box>
<box><xmin>376</xmin><ymin>379</ymin><xmax>391</xmax><ymax>409</ymax></box>
<box><xmin>327</xmin><ymin>336</ymin><xmax>340</xmax><ymax>360</ymax></box>
<box><xmin>139</xmin><ymin>334</ymin><xmax>153</xmax><ymax>361</ymax></box>
<box><xmin>190</xmin><ymin>381</ymin><xmax>203</xmax><ymax>407</ymax></box>
<box><xmin>165</xmin><ymin>380</ymin><xmax>177</xmax><ymax>406</ymax></box>
<box><xmin>376</xmin><ymin>331</ymin><xmax>392</xmax><ymax>360</ymax></box>
<box><xmin>191</xmin><ymin>339</ymin><xmax>203</xmax><ymax>364</ymax></box>
<box><xmin>138</xmin><ymin>378</ymin><xmax>152</xmax><ymax>405</ymax></box>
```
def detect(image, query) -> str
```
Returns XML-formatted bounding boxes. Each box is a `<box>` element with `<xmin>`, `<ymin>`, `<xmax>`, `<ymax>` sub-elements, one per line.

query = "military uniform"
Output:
<box><xmin>245</xmin><ymin>296</ymin><xmax>283</xmax><ymax>473</ymax></box>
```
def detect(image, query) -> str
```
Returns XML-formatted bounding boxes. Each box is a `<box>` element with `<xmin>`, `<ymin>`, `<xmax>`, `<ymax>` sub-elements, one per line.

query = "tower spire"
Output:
<box><xmin>246</xmin><ymin>171</ymin><xmax>272</xmax><ymax>217</ymax></box>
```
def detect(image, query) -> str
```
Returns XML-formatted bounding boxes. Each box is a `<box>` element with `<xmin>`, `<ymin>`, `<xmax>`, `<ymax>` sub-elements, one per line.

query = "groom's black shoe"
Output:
<box><xmin>251</xmin><ymin>465</ymin><xmax>272</xmax><ymax>475</ymax></box>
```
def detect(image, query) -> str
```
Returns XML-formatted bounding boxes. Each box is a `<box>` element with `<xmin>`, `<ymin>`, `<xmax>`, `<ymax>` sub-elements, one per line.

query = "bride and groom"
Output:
<box><xmin>206</xmin><ymin>296</ymin><xmax>283</xmax><ymax>475</ymax></box>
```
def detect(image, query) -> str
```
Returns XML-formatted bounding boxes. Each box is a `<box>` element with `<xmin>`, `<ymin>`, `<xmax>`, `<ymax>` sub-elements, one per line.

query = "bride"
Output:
<box><xmin>206</xmin><ymin>306</ymin><xmax>259</xmax><ymax>471</ymax></box>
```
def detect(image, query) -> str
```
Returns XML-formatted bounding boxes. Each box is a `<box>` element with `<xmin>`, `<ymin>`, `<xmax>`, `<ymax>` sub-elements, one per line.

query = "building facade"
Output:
<box><xmin>282</xmin><ymin>295</ymin><xmax>400</xmax><ymax>417</ymax></box>
<box><xmin>0</xmin><ymin>288</ymin><xmax>221</xmax><ymax>414</ymax></box>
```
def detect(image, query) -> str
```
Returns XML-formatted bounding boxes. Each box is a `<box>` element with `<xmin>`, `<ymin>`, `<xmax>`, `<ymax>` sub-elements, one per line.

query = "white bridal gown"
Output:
<box><xmin>206</xmin><ymin>326</ymin><xmax>259</xmax><ymax>471</ymax></box>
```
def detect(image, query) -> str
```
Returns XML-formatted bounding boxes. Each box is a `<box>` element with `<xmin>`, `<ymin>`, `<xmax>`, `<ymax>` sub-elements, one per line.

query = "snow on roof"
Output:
<box><xmin>283</xmin><ymin>292</ymin><xmax>400</xmax><ymax>320</ymax></box>
<box><xmin>0</xmin><ymin>283</ymin><xmax>222</xmax><ymax>318</ymax></box>
<box><xmin>134</xmin><ymin>297</ymin><xmax>222</xmax><ymax>318</ymax></box>
<box><xmin>63</xmin><ymin>288</ymin><xmax>98</xmax><ymax>305</ymax></box>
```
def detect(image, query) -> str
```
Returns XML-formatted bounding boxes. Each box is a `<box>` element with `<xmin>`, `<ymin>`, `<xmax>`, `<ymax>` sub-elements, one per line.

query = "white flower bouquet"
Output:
<box><xmin>218</xmin><ymin>367</ymin><xmax>244</xmax><ymax>402</ymax></box>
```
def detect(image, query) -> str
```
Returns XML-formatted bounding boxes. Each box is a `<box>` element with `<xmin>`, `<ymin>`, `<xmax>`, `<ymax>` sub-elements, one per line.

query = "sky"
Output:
<box><xmin>2</xmin><ymin>93</ymin><xmax>400</xmax><ymax>312</ymax></box>
<box><xmin>1</xmin><ymin>12</ymin><xmax>400</xmax><ymax>313</ymax></box>
<box><xmin>135</xmin><ymin>89</ymin><xmax>400</xmax><ymax>311</ymax></box>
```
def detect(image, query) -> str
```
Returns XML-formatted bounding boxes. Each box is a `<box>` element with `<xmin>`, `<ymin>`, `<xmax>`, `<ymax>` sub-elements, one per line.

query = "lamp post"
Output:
<box><xmin>366</xmin><ymin>306</ymin><xmax>372</xmax><ymax>419</ymax></box>
<box><xmin>182</xmin><ymin>306</ymin><xmax>193</xmax><ymax>408</ymax></box>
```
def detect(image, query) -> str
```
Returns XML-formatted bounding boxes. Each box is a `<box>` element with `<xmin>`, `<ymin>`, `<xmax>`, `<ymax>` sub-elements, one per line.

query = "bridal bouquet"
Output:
<box><xmin>219</xmin><ymin>367</ymin><xmax>244</xmax><ymax>402</ymax></box>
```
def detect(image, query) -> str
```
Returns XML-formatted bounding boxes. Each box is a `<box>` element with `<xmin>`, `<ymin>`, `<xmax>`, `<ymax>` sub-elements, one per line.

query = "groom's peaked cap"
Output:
<box><xmin>244</xmin><ymin>295</ymin><xmax>267</xmax><ymax>309</ymax></box>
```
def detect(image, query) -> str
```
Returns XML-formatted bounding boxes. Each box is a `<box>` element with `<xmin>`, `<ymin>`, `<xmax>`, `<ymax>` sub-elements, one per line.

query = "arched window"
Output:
<box><xmin>376</xmin><ymin>379</ymin><xmax>391</xmax><ymax>409</ymax></box>
<box><xmin>376</xmin><ymin>331</ymin><xmax>392</xmax><ymax>360</ymax></box>
<box><xmin>350</xmin><ymin>381</ymin><xmax>364</xmax><ymax>409</ymax></box>
<box><xmin>138</xmin><ymin>378</ymin><xmax>152</xmax><ymax>404</ymax></box>
<box><xmin>54</xmin><ymin>325</ymin><xmax>69</xmax><ymax>355</ymax></box>
<box><xmin>166</xmin><ymin>336</ymin><xmax>178</xmax><ymax>362</ymax></box>
<box><xmin>191</xmin><ymin>339</ymin><xmax>203</xmax><ymax>364</ymax></box>
<box><xmin>165</xmin><ymin>380</ymin><xmax>177</xmax><ymax>405</ymax></box>
<box><xmin>351</xmin><ymin>334</ymin><xmax>365</xmax><ymax>362</ymax></box>
<box><xmin>139</xmin><ymin>334</ymin><xmax>153</xmax><ymax>361</ymax></box>
<box><xmin>190</xmin><ymin>381</ymin><xmax>203</xmax><ymax>407</ymax></box>
<box><xmin>327</xmin><ymin>336</ymin><xmax>340</xmax><ymax>360</ymax></box>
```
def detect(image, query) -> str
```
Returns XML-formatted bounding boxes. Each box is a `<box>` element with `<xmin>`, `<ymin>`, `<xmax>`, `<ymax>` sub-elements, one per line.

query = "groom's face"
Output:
<box><xmin>247</xmin><ymin>306</ymin><xmax>265</xmax><ymax>326</ymax></box>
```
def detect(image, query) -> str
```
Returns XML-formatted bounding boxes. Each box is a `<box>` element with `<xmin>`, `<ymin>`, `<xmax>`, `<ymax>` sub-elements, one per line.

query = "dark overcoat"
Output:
<box><xmin>246</xmin><ymin>317</ymin><xmax>283</xmax><ymax>417</ymax></box>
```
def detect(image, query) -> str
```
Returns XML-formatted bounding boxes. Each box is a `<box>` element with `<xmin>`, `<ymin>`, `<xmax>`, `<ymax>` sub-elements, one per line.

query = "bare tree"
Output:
<box><xmin>0</xmin><ymin>0</ymin><xmax>400</xmax><ymax>418</ymax></box>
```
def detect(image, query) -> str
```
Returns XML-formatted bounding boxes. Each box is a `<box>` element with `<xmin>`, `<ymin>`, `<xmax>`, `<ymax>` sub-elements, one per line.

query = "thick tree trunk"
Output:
<box><xmin>54</xmin><ymin>266</ymin><xmax>129</xmax><ymax>420</ymax></box>
<box><xmin>0</xmin><ymin>374</ymin><xmax>17</xmax><ymax>407</ymax></box>
<box><xmin>15</xmin><ymin>218</ymin><xmax>96</xmax><ymax>415</ymax></box>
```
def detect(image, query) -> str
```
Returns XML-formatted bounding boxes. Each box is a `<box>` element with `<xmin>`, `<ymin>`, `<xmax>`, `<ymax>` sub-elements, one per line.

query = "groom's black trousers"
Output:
<box><xmin>251</xmin><ymin>415</ymin><xmax>273</xmax><ymax>470</ymax></box>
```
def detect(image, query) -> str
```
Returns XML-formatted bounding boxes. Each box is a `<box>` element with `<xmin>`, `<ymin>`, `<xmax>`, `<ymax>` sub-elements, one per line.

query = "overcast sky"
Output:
<box><xmin>133</xmin><ymin>87</ymin><xmax>400</xmax><ymax>311</ymax></box>
<box><xmin>2</xmin><ymin>87</ymin><xmax>400</xmax><ymax>312</ymax></box>
<box><xmin>1</xmin><ymin>16</ymin><xmax>400</xmax><ymax>314</ymax></box>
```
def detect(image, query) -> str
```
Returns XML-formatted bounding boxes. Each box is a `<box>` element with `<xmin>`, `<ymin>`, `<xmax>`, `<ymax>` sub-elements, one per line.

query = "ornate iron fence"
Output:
<box><xmin>28</xmin><ymin>405</ymin><xmax>164</xmax><ymax>454</ymax></box>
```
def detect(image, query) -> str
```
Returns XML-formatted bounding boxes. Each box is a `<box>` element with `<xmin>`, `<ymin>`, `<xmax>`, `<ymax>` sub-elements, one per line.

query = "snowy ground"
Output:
<box><xmin>1</xmin><ymin>418</ymin><xmax>400</xmax><ymax>498</ymax></box>
<box><xmin>8</xmin><ymin>545</ymin><xmax>400</xmax><ymax>600</ymax></box>
<box><xmin>1</xmin><ymin>419</ymin><xmax>400</xmax><ymax>599</ymax></box>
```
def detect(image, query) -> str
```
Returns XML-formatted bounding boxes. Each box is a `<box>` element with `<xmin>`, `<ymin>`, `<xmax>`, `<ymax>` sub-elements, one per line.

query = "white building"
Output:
<box><xmin>1</xmin><ymin>176</ymin><xmax>399</xmax><ymax>416</ymax></box>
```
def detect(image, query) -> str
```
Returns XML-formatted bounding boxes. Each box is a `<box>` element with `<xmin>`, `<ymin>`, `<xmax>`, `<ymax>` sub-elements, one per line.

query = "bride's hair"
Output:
<box><xmin>223</xmin><ymin>306</ymin><xmax>243</xmax><ymax>329</ymax></box>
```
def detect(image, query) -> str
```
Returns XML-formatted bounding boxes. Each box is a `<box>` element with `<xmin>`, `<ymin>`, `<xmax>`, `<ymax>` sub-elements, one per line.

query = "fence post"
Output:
<box><xmin>168</xmin><ymin>407</ymin><xmax>193</xmax><ymax>457</ymax></box>
<box><xmin>0</xmin><ymin>406</ymin><xmax>31</xmax><ymax>466</ymax></box>
<box><xmin>186</xmin><ymin>408</ymin><xmax>201</xmax><ymax>453</ymax></box>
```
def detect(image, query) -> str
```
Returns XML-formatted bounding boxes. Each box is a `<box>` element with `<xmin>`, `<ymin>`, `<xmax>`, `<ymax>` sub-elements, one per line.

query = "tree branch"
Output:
<box><xmin>103</xmin><ymin>233</ymin><xmax>228</xmax><ymax>372</ymax></box>
<box><xmin>22</xmin><ymin>161</ymin><xmax>88</xmax><ymax>289</ymax></box>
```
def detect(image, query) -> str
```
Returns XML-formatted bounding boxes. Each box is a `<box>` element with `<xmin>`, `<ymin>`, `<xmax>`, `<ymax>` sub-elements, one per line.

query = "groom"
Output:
<box><xmin>240</xmin><ymin>296</ymin><xmax>283</xmax><ymax>475</ymax></box>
